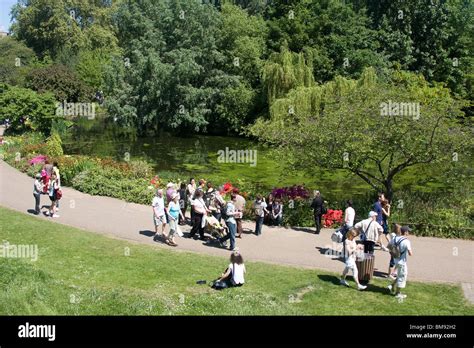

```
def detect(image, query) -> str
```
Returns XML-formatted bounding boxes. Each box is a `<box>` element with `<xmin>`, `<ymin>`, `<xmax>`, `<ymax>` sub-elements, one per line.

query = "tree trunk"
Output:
<box><xmin>384</xmin><ymin>179</ymin><xmax>393</xmax><ymax>201</ymax></box>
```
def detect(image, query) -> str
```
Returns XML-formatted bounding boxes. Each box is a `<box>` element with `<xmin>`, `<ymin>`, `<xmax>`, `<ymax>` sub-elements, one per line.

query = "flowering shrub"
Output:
<box><xmin>28</xmin><ymin>155</ymin><xmax>47</xmax><ymax>165</ymax></box>
<box><xmin>271</xmin><ymin>185</ymin><xmax>310</xmax><ymax>200</ymax></box>
<box><xmin>322</xmin><ymin>209</ymin><xmax>343</xmax><ymax>228</ymax></box>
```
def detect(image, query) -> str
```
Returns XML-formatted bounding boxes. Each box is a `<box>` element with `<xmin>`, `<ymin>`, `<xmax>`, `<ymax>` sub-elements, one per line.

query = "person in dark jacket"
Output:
<box><xmin>310</xmin><ymin>190</ymin><xmax>324</xmax><ymax>234</ymax></box>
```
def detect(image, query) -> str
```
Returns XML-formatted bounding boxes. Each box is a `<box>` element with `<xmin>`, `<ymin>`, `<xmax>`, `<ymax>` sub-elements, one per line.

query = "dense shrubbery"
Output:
<box><xmin>0</xmin><ymin>84</ymin><xmax>57</xmax><ymax>134</ymax></box>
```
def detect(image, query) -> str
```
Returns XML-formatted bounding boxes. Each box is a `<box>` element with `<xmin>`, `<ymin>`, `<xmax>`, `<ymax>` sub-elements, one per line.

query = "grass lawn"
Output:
<box><xmin>0</xmin><ymin>206</ymin><xmax>472</xmax><ymax>315</ymax></box>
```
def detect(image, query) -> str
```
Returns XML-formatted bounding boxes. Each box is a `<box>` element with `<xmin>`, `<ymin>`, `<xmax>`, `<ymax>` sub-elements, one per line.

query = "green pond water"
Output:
<box><xmin>62</xmin><ymin>118</ymin><xmax>452</xmax><ymax>202</ymax></box>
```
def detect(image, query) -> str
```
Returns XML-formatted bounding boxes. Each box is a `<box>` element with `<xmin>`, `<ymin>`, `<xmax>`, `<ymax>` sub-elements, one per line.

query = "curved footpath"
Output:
<box><xmin>0</xmin><ymin>159</ymin><xmax>473</xmax><ymax>300</ymax></box>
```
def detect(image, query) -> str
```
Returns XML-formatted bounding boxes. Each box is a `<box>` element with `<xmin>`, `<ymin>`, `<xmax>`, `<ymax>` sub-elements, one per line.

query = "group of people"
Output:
<box><xmin>30</xmin><ymin>167</ymin><xmax>411</xmax><ymax>295</ymax></box>
<box><xmin>32</xmin><ymin>160</ymin><xmax>62</xmax><ymax>218</ymax></box>
<box><xmin>151</xmin><ymin>178</ymin><xmax>286</xmax><ymax>252</ymax></box>
<box><xmin>325</xmin><ymin>191</ymin><xmax>413</xmax><ymax>300</ymax></box>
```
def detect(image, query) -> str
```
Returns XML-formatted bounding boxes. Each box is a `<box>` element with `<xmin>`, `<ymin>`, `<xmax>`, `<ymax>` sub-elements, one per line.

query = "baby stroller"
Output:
<box><xmin>203</xmin><ymin>215</ymin><xmax>228</xmax><ymax>240</ymax></box>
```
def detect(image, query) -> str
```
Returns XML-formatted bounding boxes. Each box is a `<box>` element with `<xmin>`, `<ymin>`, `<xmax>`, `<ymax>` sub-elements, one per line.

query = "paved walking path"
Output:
<box><xmin>0</xmin><ymin>159</ymin><xmax>473</xmax><ymax>291</ymax></box>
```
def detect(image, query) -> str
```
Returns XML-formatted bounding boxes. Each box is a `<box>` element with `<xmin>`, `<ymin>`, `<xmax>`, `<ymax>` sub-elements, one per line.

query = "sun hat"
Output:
<box><xmin>368</xmin><ymin>211</ymin><xmax>378</xmax><ymax>217</ymax></box>
<box><xmin>172</xmin><ymin>192</ymin><xmax>180</xmax><ymax>200</ymax></box>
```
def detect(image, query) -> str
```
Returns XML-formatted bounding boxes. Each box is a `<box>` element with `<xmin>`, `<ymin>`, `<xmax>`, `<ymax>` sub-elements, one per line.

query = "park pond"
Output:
<box><xmin>61</xmin><ymin>117</ymin><xmax>453</xmax><ymax>204</ymax></box>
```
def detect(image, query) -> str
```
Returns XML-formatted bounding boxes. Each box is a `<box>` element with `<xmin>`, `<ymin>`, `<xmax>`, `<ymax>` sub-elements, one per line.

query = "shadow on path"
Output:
<box><xmin>292</xmin><ymin>226</ymin><xmax>316</xmax><ymax>234</ymax></box>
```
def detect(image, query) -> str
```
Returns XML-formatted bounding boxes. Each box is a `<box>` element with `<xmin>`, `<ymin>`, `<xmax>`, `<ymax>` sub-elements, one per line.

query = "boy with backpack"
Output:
<box><xmin>387</xmin><ymin>226</ymin><xmax>413</xmax><ymax>300</ymax></box>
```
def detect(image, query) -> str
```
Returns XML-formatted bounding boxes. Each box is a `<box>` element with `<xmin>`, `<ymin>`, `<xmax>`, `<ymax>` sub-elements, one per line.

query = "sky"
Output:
<box><xmin>0</xmin><ymin>0</ymin><xmax>18</xmax><ymax>32</ymax></box>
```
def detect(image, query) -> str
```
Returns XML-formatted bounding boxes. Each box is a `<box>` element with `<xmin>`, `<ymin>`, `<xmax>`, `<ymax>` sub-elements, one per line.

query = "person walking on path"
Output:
<box><xmin>253</xmin><ymin>194</ymin><xmax>268</xmax><ymax>236</ymax></box>
<box><xmin>373</xmin><ymin>193</ymin><xmax>385</xmax><ymax>242</ymax></box>
<box><xmin>219</xmin><ymin>194</ymin><xmax>239</xmax><ymax>250</ymax></box>
<box><xmin>189</xmin><ymin>190</ymin><xmax>209</xmax><ymax>241</ymax></box>
<box><xmin>341</xmin><ymin>199</ymin><xmax>355</xmax><ymax>260</ymax></box>
<box><xmin>310</xmin><ymin>190</ymin><xmax>324</xmax><ymax>234</ymax></box>
<box><xmin>46</xmin><ymin>173</ymin><xmax>60</xmax><ymax>218</ymax></box>
<box><xmin>152</xmin><ymin>189</ymin><xmax>167</xmax><ymax>240</ymax></box>
<box><xmin>166</xmin><ymin>193</ymin><xmax>185</xmax><ymax>247</ymax></box>
<box><xmin>53</xmin><ymin>162</ymin><xmax>61</xmax><ymax>210</ymax></box>
<box><xmin>380</xmin><ymin>199</ymin><xmax>391</xmax><ymax>248</ymax></box>
<box><xmin>265</xmin><ymin>193</ymin><xmax>274</xmax><ymax>225</ymax></box>
<box><xmin>387</xmin><ymin>226</ymin><xmax>413</xmax><ymax>300</ymax></box>
<box><xmin>41</xmin><ymin>160</ymin><xmax>53</xmax><ymax>194</ymax></box>
<box><xmin>178</xmin><ymin>182</ymin><xmax>187</xmax><ymax>225</ymax></box>
<box><xmin>388</xmin><ymin>223</ymin><xmax>402</xmax><ymax>278</ymax></box>
<box><xmin>233</xmin><ymin>188</ymin><xmax>246</xmax><ymax>239</ymax></box>
<box><xmin>340</xmin><ymin>229</ymin><xmax>367</xmax><ymax>291</ymax></box>
<box><xmin>187</xmin><ymin>178</ymin><xmax>196</xmax><ymax>222</ymax></box>
<box><xmin>33</xmin><ymin>173</ymin><xmax>43</xmax><ymax>215</ymax></box>
<box><xmin>354</xmin><ymin>211</ymin><xmax>383</xmax><ymax>254</ymax></box>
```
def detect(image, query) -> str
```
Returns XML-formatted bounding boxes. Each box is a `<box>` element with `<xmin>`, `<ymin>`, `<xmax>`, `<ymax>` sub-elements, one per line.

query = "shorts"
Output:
<box><xmin>153</xmin><ymin>215</ymin><xmax>166</xmax><ymax>227</ymax></box>
<box><xmin>395</xmin><ymin>263</ymin><xmax>408</xmax><ymax>288</ymax></box>
<box><xmin>382</xmin><ymin>222</ymin><xmax>389</xmax><ymax>235</ymax></box>
<box><xmin>49</xmin><ymin>194</ymin><xmax>57</xmax><ymax>202</ymax></box>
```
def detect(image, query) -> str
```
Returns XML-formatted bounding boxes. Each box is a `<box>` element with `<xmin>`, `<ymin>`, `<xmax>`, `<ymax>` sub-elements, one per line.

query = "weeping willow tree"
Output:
<box><xmin>262</xmin><ymin>46</ymin><xmax>315</xmax><ymax>105</ymax></box>
<box><xmin>251</xmin><ymin>67</ymin><xmax>470</xmax><ymax>199</ymax></box>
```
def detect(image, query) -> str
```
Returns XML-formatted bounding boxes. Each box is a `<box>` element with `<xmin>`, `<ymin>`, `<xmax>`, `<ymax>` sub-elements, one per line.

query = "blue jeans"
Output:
<box><xmin>221</xmin><ymin>221</ymin><xmax>236</xmax><ymax>250</ymax></box>
<box><xmin>255</xmin><ymin>216</ymin><xmax>264</xmax><ymax>235</ymax></box>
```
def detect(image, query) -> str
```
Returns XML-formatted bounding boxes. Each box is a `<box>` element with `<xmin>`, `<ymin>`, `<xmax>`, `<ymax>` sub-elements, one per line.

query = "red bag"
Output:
<box><xmin>56</xmin><ymin>189</ymin><xmax>63</xmax><ymax>200</ymax></box>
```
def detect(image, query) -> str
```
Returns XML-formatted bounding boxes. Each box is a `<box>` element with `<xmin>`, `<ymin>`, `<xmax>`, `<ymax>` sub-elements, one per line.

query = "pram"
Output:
<box><xmin>203</xmin><ymin>215</ymin><xmax>228</xmax><ymax>239</ymax></box>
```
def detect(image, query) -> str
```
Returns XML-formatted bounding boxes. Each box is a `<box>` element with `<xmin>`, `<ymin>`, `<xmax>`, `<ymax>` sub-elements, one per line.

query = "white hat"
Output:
<box><xmin>368</xmin><ymin>211</ymin><xmax>378</xmax><ymax>218</ymax></box>
<box><xmin>172</xmin><ymin>192</ymin><xmax>180</xmax><ymax>200</ymax></box>
<box><xmin>166</xmin><ymin>182</ymin><xmax>175</xmax><ymax>188</ymax></box>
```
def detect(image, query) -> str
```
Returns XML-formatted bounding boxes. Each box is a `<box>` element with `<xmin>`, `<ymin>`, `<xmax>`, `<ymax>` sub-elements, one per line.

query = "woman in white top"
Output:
<box><xmin>218</xmin><ymin>250</ymin><xmax>246</xmax><ymax>287</ymax></box>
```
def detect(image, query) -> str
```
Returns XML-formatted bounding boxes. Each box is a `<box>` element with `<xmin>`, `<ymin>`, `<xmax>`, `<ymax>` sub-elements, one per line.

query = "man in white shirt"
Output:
<box><xmin>388</xmin><ymin>226</ymin><xmax>413</xmax><ymax>300</ymax></box>
<box><xmin>152</xmin><ymin>189</ymin><xmax>167</xmax><ymax>239</ymax></box>
<box><xmin>341</xmin><ymin>200</ymin><xmax>355</xmax><ymax>260</ymax></box>
<box><xmin>354</xmin><ymin>211</ymin><xmax>384</xmax><ymax>254</ymax></box>
<box><xmin>344</xmin><ymin>200</ymin><xmax>355</xmax><ymax>229</ymax></box>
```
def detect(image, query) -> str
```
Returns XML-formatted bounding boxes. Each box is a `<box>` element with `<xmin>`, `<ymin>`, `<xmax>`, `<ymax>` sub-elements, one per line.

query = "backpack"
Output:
<box><xmin>221</xmin><ymin>202</ymin><xmax>229</xmax><ymax>220</ymax></box>
<box><xmin>331</xmin><ymin>229</ymin><xmax>343</xmax><ymax>243</ymax></box>
<box><xmin>388</xmin><ymin>237</ymin><xmax>407</xmax><ymax>258</ymax></box>
<box><xmin>254</xmin><ymin>201</ymin><xmax>264</xmax><ymax>217</ymax></box>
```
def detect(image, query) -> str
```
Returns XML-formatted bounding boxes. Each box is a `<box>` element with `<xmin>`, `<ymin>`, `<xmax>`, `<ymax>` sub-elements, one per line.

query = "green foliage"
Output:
<box><xmin>71</xmin><ymin>168</ymin><xmax>154</xmax><ymax>205</ymax></box>
<box><xmin>45</xmin><ymin>132</ymin><xmax>64</xmax><ymax>158</ymax></box>
<box><xmin>358</xmin><ymin>0</ymin><xmax>474</xmax><ymax>99</ymax></box>
<box><xmin>25</xmin><ymin>64</ymin><xmax>93</xmax><ymax>102</ymax></box>
<box><xmin>265</xmin><ymin>0</ymin><xmax>388</xmax><ymax>81</ymax></box>
<box><xmin>0</xmin><ymin>36</ymin><xmax>38</xmax><ymax>86</ymax></box>
<box><xmin>0</xmin><ymin>84</ymin><xmax>56</xmax><ymax>134</ymax></box>
<box><xmin>251</xmin><ymin>68</ymin><xmax>471</xmax><ymax>199</ymax></box>
<box><xmin>11</xmin><ymin>0</ymin><xmax>119</xmax><ymax>59</ymax></box>
<box><xmin>263</xmin><ymin>46</ymin><xmax>315</xmax><ymax>104</ymax></box>
<box><xmin>75</xmin><ymin>49</ymin><xmax>111</xmax><ymax>90</ymax></box>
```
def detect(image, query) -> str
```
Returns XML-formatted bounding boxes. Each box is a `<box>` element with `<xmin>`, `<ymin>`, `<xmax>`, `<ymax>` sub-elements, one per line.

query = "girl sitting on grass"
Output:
<box><xmin>217</xmin><ymin>249</ymin><xmax>246</xmax><ymax>288</ymax></box>
<box><xmin>340</xmin><ymin>229</ymin><xmax>367</xmax><ymax>291</ymax></box>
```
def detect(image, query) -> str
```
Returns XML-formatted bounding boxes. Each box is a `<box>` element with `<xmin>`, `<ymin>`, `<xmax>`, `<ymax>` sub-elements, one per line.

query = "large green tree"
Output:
<box><xmin>251</xmin><ymin>68</ymin><xmax>471</xmax><ymax>199</ymax></box>
<box><xmin>11</xmin><ymin>0</ymin><xmax>119</xmax><ymax>58</ymax></box>
<box><xmin>265</xmin><ymin>0</ymin><xmax>388</xmax><ymax>82</ymax></box>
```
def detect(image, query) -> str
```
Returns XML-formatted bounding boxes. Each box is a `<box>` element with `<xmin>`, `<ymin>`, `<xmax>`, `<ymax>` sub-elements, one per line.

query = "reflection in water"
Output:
<box><xmin>62</xmin><ymin>118</ymin><xmax>367</xmax><ymax>200</ymax></box>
